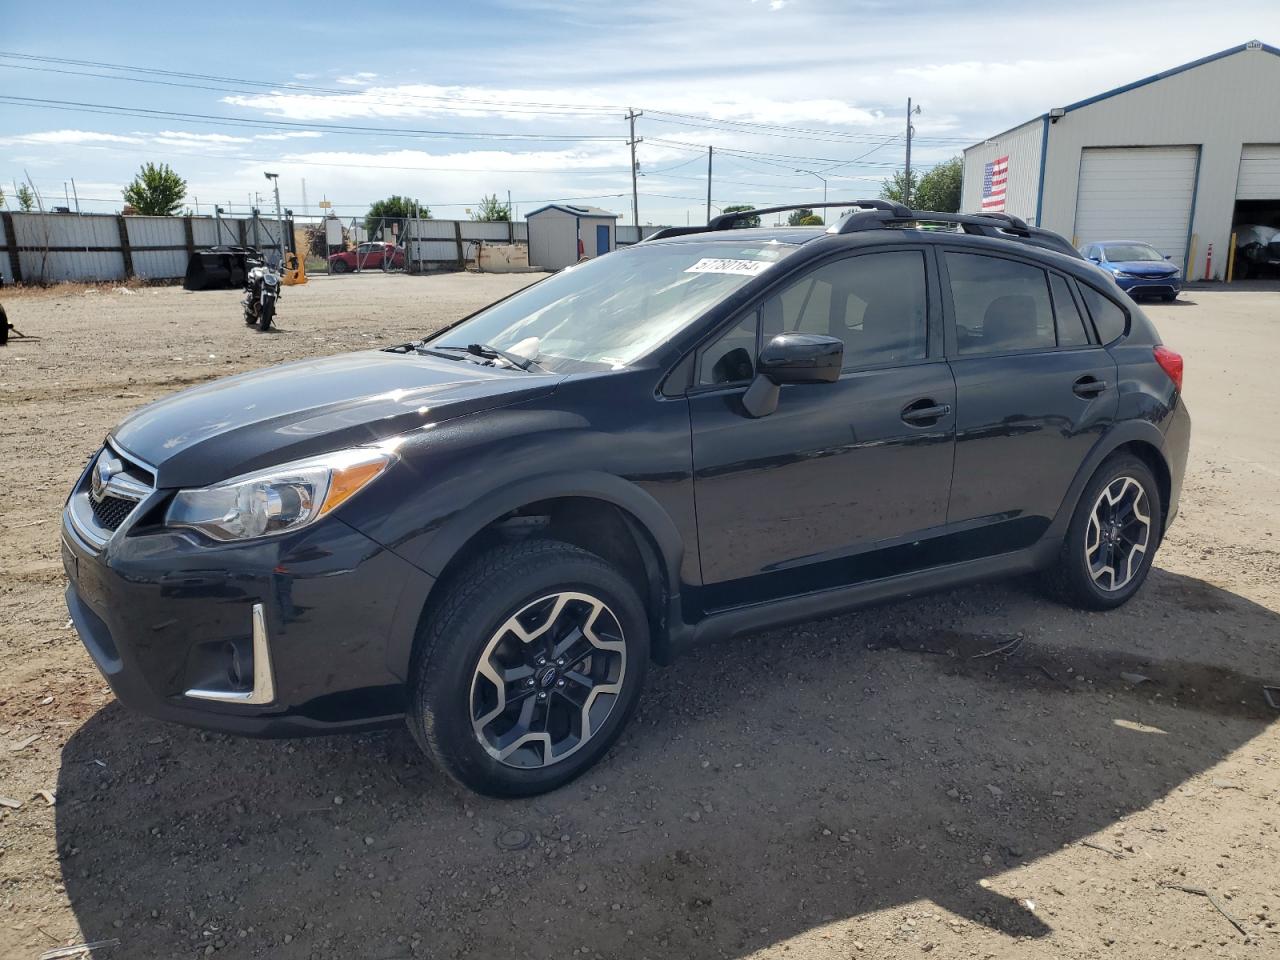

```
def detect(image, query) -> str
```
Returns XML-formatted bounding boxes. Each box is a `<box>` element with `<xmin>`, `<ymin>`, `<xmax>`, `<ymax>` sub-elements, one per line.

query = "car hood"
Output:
<box><xmin>1109</xmin><ymin>260</ymin><xmax>1179</xmax><ymax>277</ymax></box>
<box><xmin>110</xmin><ymin>349</ymin><xmax>560</xmax><ymax>488</ymax></box>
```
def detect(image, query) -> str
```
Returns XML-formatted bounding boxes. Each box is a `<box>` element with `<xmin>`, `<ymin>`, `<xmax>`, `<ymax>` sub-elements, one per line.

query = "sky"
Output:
<box><xmin>3</xmin><ymin>0</ymin><xmax>1280</xmax><ymax>227</ymax></box>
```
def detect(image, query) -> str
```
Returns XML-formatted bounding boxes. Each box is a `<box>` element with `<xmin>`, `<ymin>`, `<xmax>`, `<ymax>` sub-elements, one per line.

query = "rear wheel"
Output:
<box><xmin>409</xmin><ymin>540</ymin><xmax>649</xmax><ymax>797</ymax></box>
<box><xmin>1043</xmin><ymin>453</ymin><xmax>1162</xmax><ymax>610</ymax></box>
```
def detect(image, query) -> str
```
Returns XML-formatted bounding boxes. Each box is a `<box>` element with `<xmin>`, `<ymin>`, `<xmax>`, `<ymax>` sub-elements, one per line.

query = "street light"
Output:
<box><xmin>263</xmin><ymin>172</ymin><xmax>285</xmax><ymax>269</ymax></box>
<box><xmin>794</xmin><ymin>169</ymin><xmax>828</xmax><ymax>222</ymax></box>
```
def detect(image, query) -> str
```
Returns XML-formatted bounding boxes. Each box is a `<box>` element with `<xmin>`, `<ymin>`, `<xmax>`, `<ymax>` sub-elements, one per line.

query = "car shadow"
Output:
<box><xmin>55</xmin><ymin>569</ymin><xmax>1278</xmax><ymax>959</ymax></box>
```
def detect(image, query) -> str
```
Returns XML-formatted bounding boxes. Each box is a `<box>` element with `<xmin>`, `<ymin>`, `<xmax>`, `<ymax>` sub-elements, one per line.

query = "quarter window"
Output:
<box><xmin>1078</xmin><ymin>283</ymin><xmax>1129</xmax><ymax>344</ymax></box>
<box><xmin>946</xmin><ymin>252</ymin><xmax>1055</xmax><ymax>355</ymax></box>
<box><xmin>1050</xmin><ymin>274</ymin><xmax>1091</xmax><ymax>347</ymax></box>
<box><xmin>761</xmin><ymin>251</ymin><xmax>929</xmax><ymax>369</ymax></box>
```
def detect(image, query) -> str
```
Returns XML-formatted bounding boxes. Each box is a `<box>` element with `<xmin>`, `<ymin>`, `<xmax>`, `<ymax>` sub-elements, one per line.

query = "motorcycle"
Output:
<box><xmin>242</xmin><ymin>257</ymin><xmax>281</xmax><ymax>331</ymax></box>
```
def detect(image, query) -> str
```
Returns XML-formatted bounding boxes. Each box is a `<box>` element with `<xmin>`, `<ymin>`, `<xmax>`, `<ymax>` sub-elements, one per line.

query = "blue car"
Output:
<box><xmin>1081</xmin><ymin>240</ymin><xmax>1182</xmax><ymax>301</ymax></box>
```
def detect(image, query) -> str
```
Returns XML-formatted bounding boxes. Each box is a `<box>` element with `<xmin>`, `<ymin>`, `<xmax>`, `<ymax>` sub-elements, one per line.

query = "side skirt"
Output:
<box><xmin>666</xmin><ymin>539</ymin><xmax>1058</xmax><ymax>657</ymax></box>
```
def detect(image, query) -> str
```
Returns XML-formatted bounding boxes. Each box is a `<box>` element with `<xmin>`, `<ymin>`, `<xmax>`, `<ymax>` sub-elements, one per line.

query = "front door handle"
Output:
<box><xmin>1072</xmin><ymin>376</ymin><xmax>1109</xmax><ymax>398</ymax></box>
<box><xmin>901</xmin><ymin>399</ymin><xmax>952</xmax><ymax>425</ymax></box>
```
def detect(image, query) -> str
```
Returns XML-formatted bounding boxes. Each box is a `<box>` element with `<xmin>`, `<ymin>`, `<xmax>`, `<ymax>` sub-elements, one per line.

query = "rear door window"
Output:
<box><xmin>945</xmin><ymin>252</ymin><xmax>1055</xmax><ymax>355</ymax></box>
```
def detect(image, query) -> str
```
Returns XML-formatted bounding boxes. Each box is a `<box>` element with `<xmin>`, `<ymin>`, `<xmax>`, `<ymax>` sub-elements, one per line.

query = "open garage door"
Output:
<box><xmin>1233</xmin><ymin>145</ymin><xmax>1280</xmax><ymax>279</ymax></box>
<box><xmin>1236</xmin><ymin>144</ymin><xmax>1280</xmax><ymax>199</ymax></box>
<box><xmin>1074</xmin><ymin>146</ymin><xmax>1198</xmax><ymax>272</ymax></box>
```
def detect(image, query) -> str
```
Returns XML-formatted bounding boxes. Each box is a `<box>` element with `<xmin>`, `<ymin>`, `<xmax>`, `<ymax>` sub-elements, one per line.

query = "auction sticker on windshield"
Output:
<box><xmin>684</xmin><ymin>258</ymin><xmax>775</xmax><ymax>277</ymax></box>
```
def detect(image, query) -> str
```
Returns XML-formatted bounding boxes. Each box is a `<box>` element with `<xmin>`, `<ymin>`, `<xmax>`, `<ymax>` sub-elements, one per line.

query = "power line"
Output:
<box><xmin>0</xmin><ymin>95</ymin><xmax>627</xmax><ymax>142</ymax></box>
<box><xmin>0</xmin><ymin>52</ymin><xmax>624</xmax><ymax>118</ymax></box>
<box><xmin>644</xmin><ymin>109</ymin><xmax>974</xmax><ymax>145</ymax></box>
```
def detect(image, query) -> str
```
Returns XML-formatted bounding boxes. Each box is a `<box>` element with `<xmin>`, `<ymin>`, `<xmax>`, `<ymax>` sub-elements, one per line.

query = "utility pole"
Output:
<box><xmin>625</xmin><ymin>108</ymin><xmax>642</xmax><ymax>228</ymax></box>
<box><xmin>904</xmin><ymin>98</ymin><xmax>922</xmax><ymax>207</ymax></box>
<box><xmin>706</xmin><ymin>146</ymin><xmax>713</xmax><ymax>223</ymax></box>
<box><xmin>70</xmin><ymin>178</ymin><xmax>80</xmax><ymax>214</ymax></box>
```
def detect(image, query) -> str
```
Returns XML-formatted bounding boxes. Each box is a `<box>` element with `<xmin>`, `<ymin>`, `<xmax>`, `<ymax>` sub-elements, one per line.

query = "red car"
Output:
<box><xmin>328</xmin><ymin>241</ymin><xmax>405</xmax><ymax>273</ymax></box>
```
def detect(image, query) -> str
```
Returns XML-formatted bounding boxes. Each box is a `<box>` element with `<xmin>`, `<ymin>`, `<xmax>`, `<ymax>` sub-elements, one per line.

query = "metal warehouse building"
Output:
<box><xmin>961</xmin><ymin>40</ymin><xmax>1280</xmax><ymax>280</ymax></box>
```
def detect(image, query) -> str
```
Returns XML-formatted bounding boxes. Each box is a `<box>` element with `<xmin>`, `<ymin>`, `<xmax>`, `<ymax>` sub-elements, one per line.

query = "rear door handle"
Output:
<box><xmin>1072</xmin><ymin>376</ymin><xmax>1108</xmax><ymax>398</ymax></box>
<box><xmin>901</xmin><ymin>400</ymin><xmax>952</xmax><ymax>425</ymax></box>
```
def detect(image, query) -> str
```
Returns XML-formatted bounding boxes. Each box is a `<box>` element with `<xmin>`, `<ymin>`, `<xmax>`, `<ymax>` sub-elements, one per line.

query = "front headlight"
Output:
<box><xmin>166</xmin><ymin>447</ymin><xmax>395</xmax><ymax>541</ymax></box>
<box><xmin>1111</xmin><ymin>270</ymin><xmax>1134</xmax><ymax>279</ymax></box>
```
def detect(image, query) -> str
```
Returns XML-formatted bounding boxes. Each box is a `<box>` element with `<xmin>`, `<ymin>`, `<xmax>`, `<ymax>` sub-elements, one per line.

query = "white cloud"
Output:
<box><xmin>252</xmin><ymin>131</ymin><xmax>324</xmax><ymax>141</ymax></box>
<box><xmin>0</xmin><ymin>129</ymin><xmax>144</xmax><ymax>146</ymax></box>
<box><xmin>335</xmin><ymin>71</ymin><xmax>379</xmax><ymax>86</ymax></box>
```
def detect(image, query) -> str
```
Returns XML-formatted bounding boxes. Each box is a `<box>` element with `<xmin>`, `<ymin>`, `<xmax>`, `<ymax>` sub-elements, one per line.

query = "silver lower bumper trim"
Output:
<box><xmin>184</xmin><ymin>603</ymin><xmax>278</xmax><ymax>705</ymax></box>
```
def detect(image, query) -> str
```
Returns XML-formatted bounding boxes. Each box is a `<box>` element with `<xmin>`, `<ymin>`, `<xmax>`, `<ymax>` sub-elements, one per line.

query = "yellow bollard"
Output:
<box><xmin>1185</xmin><ymin>235</ymin><xmax>1197</xmax><ymax>283</ymax></box>
<box><xmin>1226</xmin><ymin>232</ymin><xmax>1237</xmax><ymax>283</ymax></box>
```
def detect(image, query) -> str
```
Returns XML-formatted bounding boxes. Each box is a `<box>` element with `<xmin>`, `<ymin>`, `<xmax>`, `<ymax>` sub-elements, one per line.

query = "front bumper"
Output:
<box><xmin>61</xmin><ymin>505</ymin><xmax>434</xmax><ymax>737</ymax></box>
<box><xmin>1115</xmin><ymin>274</ymin><xmax>1182</xmax><ymax>298</ymax></box>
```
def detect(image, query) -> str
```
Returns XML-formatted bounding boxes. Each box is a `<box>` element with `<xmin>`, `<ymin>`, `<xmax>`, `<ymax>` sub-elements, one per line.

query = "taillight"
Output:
<box><xmin>1154</xmin><ymin>345</ymin><xmax>1183</xmax><ymax>391</ymax></box>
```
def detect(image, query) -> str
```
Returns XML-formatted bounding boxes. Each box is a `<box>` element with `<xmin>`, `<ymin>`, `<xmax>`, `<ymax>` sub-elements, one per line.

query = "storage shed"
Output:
<box><xmin>961</xmin><ymin>41</ymin><xmax>1280</xmax><ymax>280</ymax></box>
<box><xmin>525</xmin><ymin>204</ymin><xmax>619</xmax><ymax>270</ymax></box>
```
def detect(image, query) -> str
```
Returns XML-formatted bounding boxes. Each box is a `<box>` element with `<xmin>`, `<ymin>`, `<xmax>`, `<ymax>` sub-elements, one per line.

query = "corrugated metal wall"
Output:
<box><xmin>0</xmin><ymin>212</ymin><xmax>285</xmax><ymax>283</ymax></box>
<box><xmin>961</xmin><ymin>118</ymin><xmax>1045</xmax><ymax>224</ymax></box>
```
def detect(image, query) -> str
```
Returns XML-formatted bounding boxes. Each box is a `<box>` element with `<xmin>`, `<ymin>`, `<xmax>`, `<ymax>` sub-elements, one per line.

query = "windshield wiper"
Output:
<box><xmin>430</xmin><ymin>343</ymin><xmax>544</xmax><ymax>372</ymax></box>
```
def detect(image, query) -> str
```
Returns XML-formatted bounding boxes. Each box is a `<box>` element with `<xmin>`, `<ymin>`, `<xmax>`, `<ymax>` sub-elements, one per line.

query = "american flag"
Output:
<box><xmin>981</xmin><ymin>155</ymin><xmax>1009</xmax><ymax>211</ymax></box>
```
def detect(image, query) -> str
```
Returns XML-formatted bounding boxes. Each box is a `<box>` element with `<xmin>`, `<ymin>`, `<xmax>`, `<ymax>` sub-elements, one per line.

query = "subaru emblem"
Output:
<box><xmin>92</xmin><ymin>452</ymin><xmax>122</xmax><ymax>500</ymax></box>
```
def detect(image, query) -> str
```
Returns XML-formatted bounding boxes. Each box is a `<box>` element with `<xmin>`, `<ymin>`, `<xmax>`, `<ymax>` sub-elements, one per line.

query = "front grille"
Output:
<box><xmin>90</xmin><ymin>492</ymin><xmax>138</xmax><ymax>532</ymax></box>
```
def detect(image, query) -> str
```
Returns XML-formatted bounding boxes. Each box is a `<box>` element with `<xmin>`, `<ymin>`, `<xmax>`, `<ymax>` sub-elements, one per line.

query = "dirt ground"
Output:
<box><xmin>1</xmin><ymin>273</ymin><xmax>1277</xmax><ymax>960</ymax></box>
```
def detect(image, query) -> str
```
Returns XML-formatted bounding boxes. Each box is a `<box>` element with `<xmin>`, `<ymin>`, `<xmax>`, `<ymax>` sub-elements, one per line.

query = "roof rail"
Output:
<box><xmin>706</xmin><ymin>200</ymin><xmax>910</xmax><ymax>231</ymax></box>
<box><xmin>833</xmin><ymin>209</ymin><xmax>1034</xmax><ymax>237</ymax></box>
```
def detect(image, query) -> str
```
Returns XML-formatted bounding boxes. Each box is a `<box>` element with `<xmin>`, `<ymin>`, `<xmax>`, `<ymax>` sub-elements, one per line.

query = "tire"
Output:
<box><xmin>330</xmin><ymin>259</ymin><xmax>348</xmax><ymax>274</ymax></box>
<box><xmin>409</xmin><ymin>540</ymin><xmax>649</xmax><ymax>797</ymax></box>
<box><xmin>258</xmin><ymin>300</ymin><xmax>274</xmax><ymax>331</ymax></box>
<box><xmin>1042</xmin><ymin>453</ymin><xmax>1162</xmax><ymax>610</ymax></box>
<box><xmin>243</xmin><ymin>306</ymin><xmax>257</xmax><ymax>326</ymax></box>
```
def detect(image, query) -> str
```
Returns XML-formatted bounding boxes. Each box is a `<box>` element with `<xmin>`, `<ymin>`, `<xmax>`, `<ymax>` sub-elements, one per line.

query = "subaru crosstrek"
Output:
<box><xmin>62</xmin><ymin>202</ymin><xmax>1190</xmax><ymax>797</ymax></box>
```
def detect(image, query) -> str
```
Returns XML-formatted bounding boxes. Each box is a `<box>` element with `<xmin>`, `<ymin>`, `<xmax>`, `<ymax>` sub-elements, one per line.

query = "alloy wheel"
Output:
<box><xmin>1085</xmin><ymin>476</ymin><xmax>1152</xmax><ymax>591</ymax></box>
<box><xmin>470</xmin><ymin>592</ymin><xmax>626</xmax><ymax>768</ymax></box>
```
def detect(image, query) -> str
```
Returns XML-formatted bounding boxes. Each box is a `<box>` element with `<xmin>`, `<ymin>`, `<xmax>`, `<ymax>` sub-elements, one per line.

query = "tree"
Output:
<box><xmin>471</xmin><ymin>194</ymin><xmax>511</xmax><ymax>222</ymax></box>
<box><xmin>122</xmin><ymin>162</ymin><xmax>186</xmax><ymax>216</ymax></box>
<box><xmin>721</xmin><ymin>204</ymin><xmax>760</xmax><ymax>228</ymax></box>
<box><xmin>0</xmin><ymin>184</ymin><xmax>5</xmax><ymax>209</ymax></box>
<box><xmin>786</xmin><ymin>208</ymin><xmax>824</xmax><ymax>226</ymax></box>
<box><xmin>304</xmin><ymin>218</ymin><xmax>349</xmax><ymax>258</ymax></box>
<box><xmin>16</xmin><ymin>183</ymin><xmax>35</xmax><ymax>212</ymax></box>
<box><xmin>879</xmin><ymin>169</ymin><xmax>919</xmax><ymax>206</ymax></box>
<box><xmin>913</xmin><ymin>157</ymin><xmax>963</xmax><ymax>213</ymax></box>
<box><xmin>786</xmin><ymin>208</ymin><xmax>818</xmax><ymax>226</ymax></box>
<box><xmin>365</xmin><ymin>195</ymin><xmax>429</xmax><ymax>237</ymax></box>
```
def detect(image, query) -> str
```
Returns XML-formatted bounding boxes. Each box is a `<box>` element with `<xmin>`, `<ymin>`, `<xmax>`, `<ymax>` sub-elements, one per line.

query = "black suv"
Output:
<box><xmin>62</xmin><ymin>202</ymin><xmax>1189</xmax><ymax>796</ymax></box>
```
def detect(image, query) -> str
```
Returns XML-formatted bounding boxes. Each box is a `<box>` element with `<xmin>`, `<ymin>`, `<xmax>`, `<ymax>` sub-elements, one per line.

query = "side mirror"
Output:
<box><xmin>742</xmin><ymin>334</ymin><xmax>843</xmax><ymax>418</ymax></box>
<box><xmin>1088</xmin><ymin>256</ymin><xmax>1101</xmax><ymax>263</ymax></box>
<box><xmin>1164</xmin><ymin>254</ymin><xmax>1172</xmax><ymax>260</ymax></box>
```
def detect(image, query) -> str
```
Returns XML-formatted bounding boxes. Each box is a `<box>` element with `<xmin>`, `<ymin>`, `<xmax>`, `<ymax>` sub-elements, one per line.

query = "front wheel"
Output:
<box><xmin>258</xmin><ymin>299</ymin><xmax>275</xmax><ymax>331</ymax></box>
<box><xmin>409</xmin><ymin>540</ymin><xmax>649</xmax><ymax>797</ymax></box>
<box><xmin>1042</xmin><ymin>453</ymin><xmax>1162</xmax><ymax>610</ymax></box>
<box><xmin>330</xmin><ymin>259</ymin><xmax>348</xmax><ymax>274</ymax></box>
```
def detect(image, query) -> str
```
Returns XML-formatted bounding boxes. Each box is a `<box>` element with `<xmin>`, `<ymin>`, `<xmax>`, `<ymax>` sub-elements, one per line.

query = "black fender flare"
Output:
<box><xmin>1044</xmin><ymin>420</ymin><xmax>1171</xmax><ymax>543</ymax></box>
<box><xmin>416</xmin><ymin>470</ymin><xmax>685</xmax><ymax>592</ymax></box>
<box><xmin>384</xmin><ymin>470</ymin><xmax>688</xmax><ymax>675</ymax></box>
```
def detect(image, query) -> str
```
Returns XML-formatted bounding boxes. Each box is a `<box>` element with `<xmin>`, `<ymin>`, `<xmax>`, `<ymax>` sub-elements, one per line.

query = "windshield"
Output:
<box><xmin>426</xmin><ymin>240</ymin><xmax>798</xmax><ymax>371</ymax></box>
<box><xmin>1103</xmin><ymin>243</ymin><xmax>1165</xmax><ymax>262</ymax></box>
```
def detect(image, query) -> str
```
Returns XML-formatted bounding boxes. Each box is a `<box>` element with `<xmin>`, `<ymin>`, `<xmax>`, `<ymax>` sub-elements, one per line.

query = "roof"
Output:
<box><xmin>524</xmin><ymin>204</ymin><xmax>619</xmax><ymax>219</ymax></box>
<box><xmin>965</xmin><ymin>40</ymin><xmax>1280</xmax><ymax>151</ymax></box>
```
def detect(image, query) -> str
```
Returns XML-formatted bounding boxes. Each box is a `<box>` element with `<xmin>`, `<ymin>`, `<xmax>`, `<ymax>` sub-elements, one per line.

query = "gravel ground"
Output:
<box><xmin>1</xmin><ymin>273</ymin><xmax>1277</xmax><ymax>960</ymax></box>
